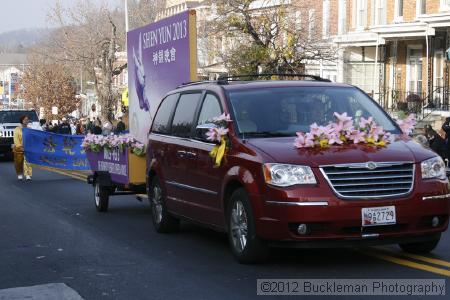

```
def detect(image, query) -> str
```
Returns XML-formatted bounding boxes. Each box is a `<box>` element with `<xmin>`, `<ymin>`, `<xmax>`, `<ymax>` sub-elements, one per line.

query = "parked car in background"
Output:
<box><xmin>0</xmin><ymin>109</ymin><xmax>40</xmax><ymax>157</ymax></box>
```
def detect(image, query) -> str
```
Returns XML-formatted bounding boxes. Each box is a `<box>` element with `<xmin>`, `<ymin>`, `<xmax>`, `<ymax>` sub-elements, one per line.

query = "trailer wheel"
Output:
<box><xmin>94</xmin><ymin>181</ymin><xmax>109</xmax><ymax>212</ymax></box>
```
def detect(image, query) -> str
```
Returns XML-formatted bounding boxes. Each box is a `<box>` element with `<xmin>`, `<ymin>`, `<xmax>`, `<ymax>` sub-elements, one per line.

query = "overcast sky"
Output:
<box><xmin>0</xmin><ymin>0</ymin><xmax>119</xmax><ymax>34</ymax></box>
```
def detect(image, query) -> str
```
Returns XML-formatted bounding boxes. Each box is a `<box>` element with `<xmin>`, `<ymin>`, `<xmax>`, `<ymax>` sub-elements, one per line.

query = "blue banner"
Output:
<box><xmin>23</xmin><ymin>128</ymin><xmax>89</xmax><ymax>171</ymax></box>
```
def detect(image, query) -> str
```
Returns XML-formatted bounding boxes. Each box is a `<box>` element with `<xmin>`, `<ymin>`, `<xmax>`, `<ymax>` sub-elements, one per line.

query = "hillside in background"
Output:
<box><xmin>0</xmin><ymin>28</ymin><xmax>52</xmax><ymax>53</ymax></box>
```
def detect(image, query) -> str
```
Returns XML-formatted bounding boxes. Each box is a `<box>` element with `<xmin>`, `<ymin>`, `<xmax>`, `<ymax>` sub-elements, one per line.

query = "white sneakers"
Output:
<box><xmin>17</xmin><ymin>175</ymin><xmax>32</xmax><ymax>181</ymax></box>
<box><xmin>26</xmin><ymin>176</ymin><xmax>32</xmax><ymax>181</ymax></box>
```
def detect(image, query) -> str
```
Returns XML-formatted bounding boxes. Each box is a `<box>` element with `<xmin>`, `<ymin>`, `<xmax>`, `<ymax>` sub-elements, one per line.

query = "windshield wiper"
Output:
<box><xmin>241</xmin><ymin>131</ymin><xmax>293</xmax><ymax>137</ymax></box>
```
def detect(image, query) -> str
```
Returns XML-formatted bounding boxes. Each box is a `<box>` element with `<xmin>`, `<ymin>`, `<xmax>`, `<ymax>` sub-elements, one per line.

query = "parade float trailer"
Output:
<box><xmin>86</xmin><ymin>10</ymin><xmax>198</xmax><ymax>211</ymax></box>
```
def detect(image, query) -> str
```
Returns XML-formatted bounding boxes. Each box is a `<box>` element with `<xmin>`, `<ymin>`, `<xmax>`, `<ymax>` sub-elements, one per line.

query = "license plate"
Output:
<box><xmin>361</xmin><ymin>206</ymin><xmax>396</xmax><ymax>227</ymax></box>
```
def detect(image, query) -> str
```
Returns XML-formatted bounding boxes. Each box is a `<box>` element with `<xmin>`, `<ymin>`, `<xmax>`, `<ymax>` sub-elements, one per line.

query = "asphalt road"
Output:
<box><xmin>1</xmin><ymin>158</ymin><xmax>450</xmax><ymax>300</ymax></box>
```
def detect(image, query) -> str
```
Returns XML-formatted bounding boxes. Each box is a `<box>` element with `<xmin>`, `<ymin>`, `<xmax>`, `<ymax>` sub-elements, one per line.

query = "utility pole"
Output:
<box><xmin>125</xmin><ymin>0</ymin><xmax>129</xmax><ymax>33</ymax></box>
<box><xmin>80</xmin><ymin>67</ymin><xmax>83</xmax><ymax>94</ymax></box>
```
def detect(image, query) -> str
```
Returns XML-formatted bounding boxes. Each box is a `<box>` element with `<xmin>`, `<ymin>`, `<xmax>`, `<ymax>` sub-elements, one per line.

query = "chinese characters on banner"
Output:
<box><xmin>22</xmin><ymin>128</ymin><xmax>90</xmax><ymax>171</ymax></box>
<box><xmin>153</xmin><ymin>47</ymin><xmax>177</xmax><ymax>65</ymax></box>
<box><xmin>126</xmin><ymin>10</ymin><xmax>197</xmax><ymax>144</ymax></box>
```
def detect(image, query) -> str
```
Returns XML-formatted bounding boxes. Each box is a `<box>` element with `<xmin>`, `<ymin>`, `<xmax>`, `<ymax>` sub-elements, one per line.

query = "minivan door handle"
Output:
<box><xmin>186</xmin><ymin>151</ymin><xmax>197</xmax><ymax>158</ymax></box>
<box><xmin>176</xmin><ymin>150</ymin><xmax>187</xmax><ymax>157</ymax></box>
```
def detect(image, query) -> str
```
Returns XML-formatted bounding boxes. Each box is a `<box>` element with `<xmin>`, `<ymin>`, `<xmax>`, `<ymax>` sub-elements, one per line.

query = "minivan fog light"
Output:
<box><xmin>432</xmin><ymin>216</ymin><xmax>439</xmax><ymax>227</ymax></box>
<box><xmin>263</xmin><ymin>164</ymin><xmax>317</xmax><ymax>187</ymax></box>
<box><xmin>297</xmin><ymin>224</ymin><xmax>308</xmax><ymax>235</ymax></box>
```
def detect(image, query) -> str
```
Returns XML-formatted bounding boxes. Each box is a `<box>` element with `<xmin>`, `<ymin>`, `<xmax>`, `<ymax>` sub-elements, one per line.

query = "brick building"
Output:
<box><xmin>334</xmin><ymin>0</ymin><xmax>450</xmax><ymax>112</ymax></box>
<box><xmin>296</xmin><ymin>0</ymin><xmax>340</xmax><ymax>81</ymax></box>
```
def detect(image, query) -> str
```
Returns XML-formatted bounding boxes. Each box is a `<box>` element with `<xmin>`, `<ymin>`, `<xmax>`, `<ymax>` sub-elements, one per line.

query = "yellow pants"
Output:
<box><xmin>14</xmin><ymin>151</ymin><xmax>32</xmax><ymax>177</ymax></box>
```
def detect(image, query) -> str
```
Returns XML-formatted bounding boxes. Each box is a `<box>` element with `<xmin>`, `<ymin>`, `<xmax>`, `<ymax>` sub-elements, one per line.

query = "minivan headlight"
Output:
<box><xmin>421</xmin><ymin>156</ymin><xmax>447</xmax><ymax>180</ymax></box>
<box><xmin>263</xmin><ymin>163</ymin><xmax>317</xmax><ymax>187</ymax></box>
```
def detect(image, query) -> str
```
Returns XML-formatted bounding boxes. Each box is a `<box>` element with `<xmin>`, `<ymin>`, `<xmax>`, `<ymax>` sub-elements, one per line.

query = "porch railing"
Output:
<box><xmin>378</xmin><ymin>87</ymin><xmax>448</xmax><ymax>121</ymax></box>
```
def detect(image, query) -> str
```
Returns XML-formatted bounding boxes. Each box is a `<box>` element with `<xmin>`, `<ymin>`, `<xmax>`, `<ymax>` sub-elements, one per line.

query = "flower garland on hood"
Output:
<box><xmin>82</xmin><ymin>133</ymin><xmax>146</xmax><ymax>156</ymax></box>
<box><xmin>294</xmin><ymin>112</ymin><xmax>416</xmax><ymax>149</ymax></box>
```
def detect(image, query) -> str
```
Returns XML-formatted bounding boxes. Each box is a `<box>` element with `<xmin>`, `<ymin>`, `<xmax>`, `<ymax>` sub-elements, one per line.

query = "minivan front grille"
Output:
<box><xmin>320</xmin><ymin>162</ymin><xmax>415</xmax><ymax>199</ymax></box>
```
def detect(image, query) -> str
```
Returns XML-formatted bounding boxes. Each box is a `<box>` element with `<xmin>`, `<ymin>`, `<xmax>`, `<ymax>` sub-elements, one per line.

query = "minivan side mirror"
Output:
<box><xmin>196</xmin><ymin>123</ymin><xmax>218</xmax><ymax>143</ymax></box>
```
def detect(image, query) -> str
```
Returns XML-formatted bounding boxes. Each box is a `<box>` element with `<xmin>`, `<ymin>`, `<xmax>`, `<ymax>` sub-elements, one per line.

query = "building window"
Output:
<box><xmin>323</xmin><ymin>0</ymin><xmax>330</xmax><ymax>38</ymax></box>
<box><xmin>441</xmin><ymin>0</ymin><xmax>450</xmax><ymax>10</ymax></box>
<box><xmin>395</xmin><ymin>0</ymin><xmax>404</xmax><ymax>20</ymax></box>
<box><xmin>372</xmin><ymin>0</ymin><xmax>386</xmax><ymax>25</ymax></box>
<box><xmin>354</xmin><ymin>0</ymin><xmax>367</xmax><ymax>29</ymax></box>
<box><xmin>308</xmin><ymin>9</ymin><xmax>316</xmax><ymax>39</ymax></box>
<box><xmin>417</xmin><ymin>0</ymin><xmax>426</xmax><ymax>15</ymax></box>
<box><xmin>406</xmin><ymin>47</ymin><xmax>423</xmax><ymax>95</ymax></box>
<box><xmin>294</xmin><ymin>11</ymin><xmax>302</xmax><ymax>31</ymax></box>
<box><xmin>338</xmin><ymin>0</ymin><xmax>347</xmax><ymax>34</ymax></box>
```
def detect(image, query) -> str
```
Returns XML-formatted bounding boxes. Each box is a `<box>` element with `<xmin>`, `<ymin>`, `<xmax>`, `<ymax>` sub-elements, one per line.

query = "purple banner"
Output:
<box><xmin>86</xmin><ymin>148</ymin><xmax>129</xmax><ymax>184</ymax></box>
<box><xmin>127</xmin><ymin>10</ymin><xmax>197</xmax><ymax>143</ymax></box>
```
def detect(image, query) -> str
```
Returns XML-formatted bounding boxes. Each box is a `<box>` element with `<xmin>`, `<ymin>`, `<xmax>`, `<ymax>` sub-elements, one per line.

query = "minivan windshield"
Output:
<box><xmin>0</xmin><ymin>111</ymin><xmax>39</xmax><ymax>123</ymax></box>
<box><xmin>228</xmin><ymin>87</ymin><xmax>400</xmax><ymax>137</ymax></box>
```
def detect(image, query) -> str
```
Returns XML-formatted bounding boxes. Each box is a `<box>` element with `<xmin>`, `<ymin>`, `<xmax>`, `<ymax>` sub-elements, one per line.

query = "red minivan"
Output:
<box><xmin>146</xmin><ymin>78</ymin><xmax>450</xmax><ymax>263</ymax></box>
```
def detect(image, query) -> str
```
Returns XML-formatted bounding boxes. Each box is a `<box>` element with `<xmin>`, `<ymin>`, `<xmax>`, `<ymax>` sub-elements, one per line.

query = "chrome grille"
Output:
<box><xmin>0</xmin><ymin>130</ymin><xmax>13</xmax><ymax>138</ymax></box>
<box><xmin>320</xmin><ymin>162</ymin><xmax>415</xmax><ymax>199</ymax></box>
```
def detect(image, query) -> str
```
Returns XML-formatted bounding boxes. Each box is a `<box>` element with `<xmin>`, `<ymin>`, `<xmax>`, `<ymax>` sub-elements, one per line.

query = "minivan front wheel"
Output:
<box><xmin>227</xmin><ymin>188</ymin><xmax>269</xmax><ymax>264</ymax></box>
<box><xmin>149</xmin><ymin>177</ymin><xmax>179</xmax><ymax>233</ymax></box>
<box><xmin>399</xmin><ymin>235</ymin><xmax>441</xmax><ymax>254</ymax></box>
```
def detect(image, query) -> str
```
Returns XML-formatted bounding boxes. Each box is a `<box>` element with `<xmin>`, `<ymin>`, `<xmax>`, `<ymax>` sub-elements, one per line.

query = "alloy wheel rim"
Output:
<box><xmin>94</xmin><ymin>183</ymin><xmax>100</xmax><ymax>206</ymax></box>
<box><xmin>230</xmin><ymin>200</ymin><xmax>248</xmax><ymax>253</ymax></box>
<box><xmin>152</xmin><ymin>185</ymin><xmax>163</xmax><ymax>224</ymax></box>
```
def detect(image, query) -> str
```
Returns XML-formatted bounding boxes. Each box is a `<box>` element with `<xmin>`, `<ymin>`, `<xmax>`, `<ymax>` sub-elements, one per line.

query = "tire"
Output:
<box><xmin>227</xmin><ymin>188</ymin><xmax>269</xmax><ymax>264</ymax></box>
<box><xmin>399</xmin><ymin>235</ymin><xmax>441</xmax><ymax>254</ymax></box>
<box><xmin>94</xmin><ymin>181</ymin><xmax>109</xmax><ymax>212</ymax></box>
<box><xmin>148</xmin><ymin>176</ymin><xmax>179</xmax><ymax>233</ymax></box>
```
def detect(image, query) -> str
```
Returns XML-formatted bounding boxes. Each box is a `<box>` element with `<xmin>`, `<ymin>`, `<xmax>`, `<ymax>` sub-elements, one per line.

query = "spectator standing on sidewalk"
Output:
<box><xmin>59</xmin><ymin>117</ymin><xmax>72</xmax><ymax>135</ymax></box>
<box><xmin>115</xmin><ymin>117</ymin><xmax>126</xmax><ymax>134</ymax></box>
<box><xmin>92</xmin><ymin>119</ymin><xmax>102</xmax><ymax>135</ymax></box>
<box><xmin>441</xmin><ymin>117</ymin><xmax>450</xmax><ymax>159</ymax></box>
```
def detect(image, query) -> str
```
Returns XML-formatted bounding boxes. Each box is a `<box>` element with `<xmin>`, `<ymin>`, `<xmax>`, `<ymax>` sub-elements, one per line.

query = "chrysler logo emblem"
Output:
<box><xmin>366</xmin><ymin>162</ymin><xmax>377</xmax><ymax>170</ymax></box>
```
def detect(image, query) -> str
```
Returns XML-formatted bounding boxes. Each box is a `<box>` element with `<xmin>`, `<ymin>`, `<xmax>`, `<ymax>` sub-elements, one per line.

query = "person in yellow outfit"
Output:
<box><xmin>13</xmin><ymin>115</ymin><xmax>32</xmax><ymax>181</ymax></box>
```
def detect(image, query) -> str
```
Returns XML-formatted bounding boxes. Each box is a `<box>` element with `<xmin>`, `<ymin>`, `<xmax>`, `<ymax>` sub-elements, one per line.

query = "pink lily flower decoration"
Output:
<box><xmin>216</xmin><ymin>127</ymin><xmax>229</xmax><ymax>138</ymax></box>
<box><xmin>310</xmin><ymin>123</ymin><xmax>320</xmax><ymax>135</ymax></box>
<box><xmin>334</xmin><ymin>112</ymin><xmax>353</xmax><ymax>131</ymax></box>
<box><xmin>206</xmin><ymin>128</ymin><xmax>219</xmax><ymax>142</ymax></box>
<box><xmin>359</xmin><ymin>116</ymin><xmax>373</xmax><ymax>129</ymax></box>
<box><xmin>213</xmin><ymin>113</ymin><xmax>232</xmax><ymax>123</ymax></box>
<box><xmin>328</xmin><ymin>132</ymin><xmax>344</xmax><ymax>145</ymax></box>
<box><xmin>349</xmin><ymin>130</ymin><xmax>366</xmax><ymax>144</ymax></box>
<box><xmin>294</xmin><ymin>132</ymin><xmax>307</xmax><ymax>148</ymax></box>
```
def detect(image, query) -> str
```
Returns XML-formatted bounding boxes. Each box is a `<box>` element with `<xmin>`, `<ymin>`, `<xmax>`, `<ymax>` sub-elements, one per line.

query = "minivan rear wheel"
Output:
<box><xmin>227</xmin><ymin>188</ymin><xmax>269</xmax><ymax>264</ymax></box>
<box><xmin>399</xmin><ymin>235</ymin><xmax>441</xmax><ymax>254</ymax></box>
<box><xmin>149</xmin><ymin>176</ymin><xmax>179</xmax><ymax>233</ymax></box>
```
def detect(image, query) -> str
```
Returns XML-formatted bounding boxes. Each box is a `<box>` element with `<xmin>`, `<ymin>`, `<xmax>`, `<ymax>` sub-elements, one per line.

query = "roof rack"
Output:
<box><xmin>176</xmin><ymin>73</ymin><xmax>331</xmax><ymax>88</ymax></box>
<box><xmin>217</xmin><ymin>73</ymin><xmax>331</xmax><ymax>83</ymax></box>
<box><xmin>177</xmin><ymin>80</ymin><xmax>218</xmax><ymax>89</ymax></box>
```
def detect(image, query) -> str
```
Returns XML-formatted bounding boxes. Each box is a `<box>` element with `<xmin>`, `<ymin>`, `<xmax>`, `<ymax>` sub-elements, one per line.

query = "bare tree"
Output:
<box><xmin>44</xmin><ymin>0</ymin><xmax>167</xmax><ymax>121</ymax></box>
<box><xmin>22</xmin><ymin>52</ymin><xmax>77</xmax><ymax>119</ymax></box>
<box><xmin>205</xmin><ymin>0</ymin><xmax>337</xmax><ymax>75</ymax></box>
<box><xmin>127</xmin><ymin>0</ymin><xmax>166</xmax><ymax>30</ymax></box>
<box><xmin>41</xmin><ymin>0</ymin><xmax>126</xmax><ymax>121</ymax></box>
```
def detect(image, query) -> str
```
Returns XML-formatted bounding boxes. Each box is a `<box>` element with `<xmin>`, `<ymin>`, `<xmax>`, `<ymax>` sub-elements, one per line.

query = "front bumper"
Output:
<box><xmin>252</xmin><ymin>180</ymin><xmax>450</xmax><ymax>243</ymax></box>
<box><xmin>268</xmin><ymin>232</ymin><xmax>442</xmax><ymax>248</ymax></box>
<box><xmin>0</xmin><ymin>137</ymin><xmax>13</xmax><ymax>153</ymax></box>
